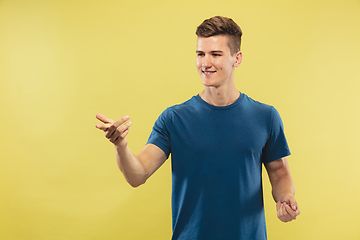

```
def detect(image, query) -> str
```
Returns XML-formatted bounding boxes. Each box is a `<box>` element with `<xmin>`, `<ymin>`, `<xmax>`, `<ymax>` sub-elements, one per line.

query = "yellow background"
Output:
<box><xmin>1</xmin><ymin>0</ymin><xmax>360</xmax><ymax>239</ymax></box>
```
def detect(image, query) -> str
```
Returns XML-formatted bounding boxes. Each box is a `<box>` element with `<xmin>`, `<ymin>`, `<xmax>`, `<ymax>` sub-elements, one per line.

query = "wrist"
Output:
<box><xmin>115</xmin><ymin>144</ymin><xmax>128</xmax><ymax>154</ymax></box>
<box><xmin>275</xmin><ymin>192</ymin><xmax>293</xmax><ymax>203</ymax></box>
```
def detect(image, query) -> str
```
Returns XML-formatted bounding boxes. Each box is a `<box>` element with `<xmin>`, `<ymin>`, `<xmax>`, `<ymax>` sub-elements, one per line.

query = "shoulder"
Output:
<box><xmin>241</xmin><ymin>93</ymin><xmax>276</xmax><ymax>116</ymax></box>
<box><xmin>158</xmin><ymin>95</ymin><xmax>199</xmax><ymax>120</ymax></box>
<box><xmin>164</xmin><ymin>96</ymin><xmax>199</xmax><ymax>113</ymax></box>
<box><xmin>240</xmin><ymin>94</ymin><xmax>286</xmax><ymax>130</ymax></box>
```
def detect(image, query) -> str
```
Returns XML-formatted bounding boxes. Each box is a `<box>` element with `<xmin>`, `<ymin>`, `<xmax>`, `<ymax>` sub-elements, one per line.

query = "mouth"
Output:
<box><xmin>202</xmin><ymin>70</ymin><xmax>216</xmax><ymax>75</ymax></box>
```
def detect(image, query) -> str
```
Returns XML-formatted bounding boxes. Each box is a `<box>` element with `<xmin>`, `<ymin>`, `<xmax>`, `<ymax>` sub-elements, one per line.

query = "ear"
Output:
<box><xmin>233</xmin><ymin>51</ymin><xmax>242</xmax><ymax>67</ymax></box>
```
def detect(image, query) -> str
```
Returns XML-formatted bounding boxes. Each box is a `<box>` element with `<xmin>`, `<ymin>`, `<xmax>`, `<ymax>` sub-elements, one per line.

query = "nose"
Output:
<box><xmin>202</xmin><ymin>55</ymin><xmax>212</xmax><ymax>68</ymax></box>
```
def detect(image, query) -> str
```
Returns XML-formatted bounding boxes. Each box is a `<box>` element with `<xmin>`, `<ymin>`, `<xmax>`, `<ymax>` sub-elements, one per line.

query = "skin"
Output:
<box><xmin>196</xmin><ymin>35</ymin><xmax>242</xmax><ymax>106</ymax></box>
<box><xmin>95</xmin><ymin>114</ymin><xmax>166</xmax><ymax>187</ymax></box>
<box><xmin>264</xmin><ymin>157</ymin><xmax>300</xmax><ymax>222</ymax></box>
<box><xmin>95</xmin><ymin>34</ymin><xmax>300</xmax><ymax>222</ymax></box>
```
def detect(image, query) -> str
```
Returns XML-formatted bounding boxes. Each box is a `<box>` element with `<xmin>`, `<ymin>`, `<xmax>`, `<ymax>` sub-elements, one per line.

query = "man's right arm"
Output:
<box><xmin>95</xmin><ymin>114</ymin><xmax>167</xmax><ymax>187</ymax></box>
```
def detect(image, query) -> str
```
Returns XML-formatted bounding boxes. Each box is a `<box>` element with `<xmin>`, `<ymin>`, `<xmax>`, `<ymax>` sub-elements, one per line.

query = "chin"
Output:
<box><xmin>201</xmin><ymin>80</ymin><xmax>213</xmax><ymax>86</ymax></box>
<box><xmin>202</xmin><ymin>81</ymin><xmax>219</xmax><ymax>88</ymax></box>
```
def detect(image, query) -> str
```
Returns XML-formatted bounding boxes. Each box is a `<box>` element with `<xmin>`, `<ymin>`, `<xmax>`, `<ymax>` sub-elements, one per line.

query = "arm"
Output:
<box><xmin>95</xmin><ymin>114</ymin><xmax>167</xmax><ymax>188</ymax></box>
<box><xmin>264</xmin><ymin>157</ymin><xmax>300</xmax><ymax>222</ymax></box>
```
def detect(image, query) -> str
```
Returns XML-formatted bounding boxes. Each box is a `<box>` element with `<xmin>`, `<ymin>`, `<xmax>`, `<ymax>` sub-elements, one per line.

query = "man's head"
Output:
<box><xmin>196</xmin><ymin>16</ymin><xmax>242</xmax><ymax>56</ymax></box>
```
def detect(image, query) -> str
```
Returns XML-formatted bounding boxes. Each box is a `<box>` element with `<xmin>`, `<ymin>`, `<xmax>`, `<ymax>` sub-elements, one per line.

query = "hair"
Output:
<box><xmin>196</xmin><ymin>16</ymin><xmax>243</xmax><ymax>55</ymax></box>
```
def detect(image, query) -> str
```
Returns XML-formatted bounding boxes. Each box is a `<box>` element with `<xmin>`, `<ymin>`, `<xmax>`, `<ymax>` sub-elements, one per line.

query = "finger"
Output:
<box><xmin>284</xmin><ymin>204</ymin><xmax>297</xmax><ymax>219</ymax></box>
<box><xmin>95</xmin><ymin>123</ymin><xmax>111</xmax><ymax>131</ymax></box>
<box><xmin>278</xmin><ymin>203</ymin><xmax>285</xmax><ymax>219</ymax></box>
<box><xmin>289</xmin><ymin>198</ymin><xmax>298</xmax><ymax>211</ymax></box>
<box><xmin>96</xmin><ymin>113</ymin><xmax>115</xmax><ymax>124</ymax></box>
<box><xmin>113</xmin><ymin>129</ymin><xmax>130</xmax><ymax>145</ymax></box>
<box><xmin>288</xmin><ymin>197</ymin><xmax>300</xmax><ymax>217</ymax></box>
<box><xmin>278</xmin><ymin>203</ymin><xmax>293</xmax><ymax>222</ymax></box>
<box><xmin>106</xmin><ymin>116</ymin><xmax>130</xmax><ymax>139</ymax></box>
<box><xmin>121</xmin><ymin>129</ymin><xmax>130</xmax><ymax>139</ymax></box>
<box><xmin>109</xmin><ymin>121</ymin><xmax>132</xmax><ymax>143</ymax></box>
<box><xmin>276</xmin><ymin>200</ymin><xmax>283</xmax><ymax>211</ymax></box>
<box><xmin>112</xmin><ymin>115</ymin><xmax>130</xmax><ymax>129</ymax></box>
<box><xmin>278</xmin><ymin>205</ymin><xmax>287</xmax><ymax>222</ymax></box>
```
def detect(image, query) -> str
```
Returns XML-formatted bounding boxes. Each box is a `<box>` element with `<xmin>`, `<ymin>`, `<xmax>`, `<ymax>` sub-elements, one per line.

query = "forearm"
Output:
<box><xmin>271</xmin><ymin>173</ymin><xmax>295</xmax><ymax>203</ymax></box>
<box><xmin>265</xmin><ymin>158</ymin><xmax>299</xmax><ymax>221</ymax></box>
<box><xmin>115</xmin><ymin>145</ymin><xmax>148</xmax><ymax>188</ymax></box>
<box><xmin>96</xmin><ymin>114</ymin><xmax>161</xmax><ymax>187</ymax></box>
<box><xmin>265</xmin><ymin>158</ymin><xmax>295</xmax><ymax>203</ymax></box>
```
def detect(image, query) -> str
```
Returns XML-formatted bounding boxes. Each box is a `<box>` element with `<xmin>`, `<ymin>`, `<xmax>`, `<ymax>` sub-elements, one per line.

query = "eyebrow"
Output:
<box><xmin>196</xmin><ymin>50</ymin><xmax>224</xmax><ymax>54</ymax></box>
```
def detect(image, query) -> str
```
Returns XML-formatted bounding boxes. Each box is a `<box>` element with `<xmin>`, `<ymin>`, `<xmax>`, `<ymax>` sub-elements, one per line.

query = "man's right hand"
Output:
<box><xmin>95</xmin><ymin>113</ymin><xmax>167</xmax><ymax>187</ymax></box>
<box><xmin>95</xmin><ymin>114</ymin><xmax>132</xmax><ymax>148</ymax></box>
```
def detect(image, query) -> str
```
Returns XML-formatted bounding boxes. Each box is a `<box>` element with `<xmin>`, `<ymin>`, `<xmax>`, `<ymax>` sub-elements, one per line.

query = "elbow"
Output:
<box><xmin>128</xmin><ymin>179</ymin><xmax>146</xmax><ymax>188</ymax></box>
<box><xmin>119</xmin><ymin>166</ymin><xmax>149</xmax><ymax>188</ymax></box>
<box><xmin>126</xmin><ymin>175</ymin><xmax>148</xmax><ymax>188</ymax></box>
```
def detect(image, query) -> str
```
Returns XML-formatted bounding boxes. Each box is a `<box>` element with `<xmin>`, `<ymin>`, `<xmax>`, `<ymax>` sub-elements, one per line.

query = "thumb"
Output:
<box><xmin>95</xmin><ymin>123</ymin><xmax>111</xmax><ymax>131</ymax></box>
<box><xmin>289</xmin><ymin>198</ymin><xmax>297</xmax><ymax>211</ymax></box>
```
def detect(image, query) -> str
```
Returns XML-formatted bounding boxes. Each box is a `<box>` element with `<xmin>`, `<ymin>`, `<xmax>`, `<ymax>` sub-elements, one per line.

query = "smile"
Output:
<box><xmin>202</xmin><ymin>70</ymin><xmax>216</xmax><ymax>74</ymax></box>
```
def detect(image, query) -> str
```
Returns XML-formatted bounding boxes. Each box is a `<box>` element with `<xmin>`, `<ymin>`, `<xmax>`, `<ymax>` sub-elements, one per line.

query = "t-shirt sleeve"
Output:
<box><xmin>261</xmin><ymin>107</ymin><xmax>291</xmax><ymax>163</ymax></box>
<box><xmin>147</xmin><ymin>108</ymin><xmax>171</xmax><ymax>158</ymax></box>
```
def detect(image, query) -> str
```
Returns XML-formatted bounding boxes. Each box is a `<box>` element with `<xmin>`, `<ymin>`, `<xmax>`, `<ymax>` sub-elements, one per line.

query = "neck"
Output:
<box><xmin>199</xmin><ymin>84</ymin><xmax>240</xmax><ymax>106</ymax></box>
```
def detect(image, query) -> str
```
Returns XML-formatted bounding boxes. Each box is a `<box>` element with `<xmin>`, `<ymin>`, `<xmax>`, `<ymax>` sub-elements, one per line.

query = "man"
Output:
<box><xmin>96</xmin><ymin>16</ymin><xmax>300</xmax><ymax>240</ymax></box>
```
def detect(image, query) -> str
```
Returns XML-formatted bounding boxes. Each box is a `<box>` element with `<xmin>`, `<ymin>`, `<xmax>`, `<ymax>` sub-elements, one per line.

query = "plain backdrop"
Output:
<box><xmin>1</xmin><ymin>0</ymin><xmax>360</xmax><ymax>239</ymax></box>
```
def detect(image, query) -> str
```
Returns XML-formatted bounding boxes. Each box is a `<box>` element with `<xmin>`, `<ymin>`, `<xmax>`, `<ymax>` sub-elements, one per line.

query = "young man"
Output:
<box><xmin>96</xmin><ymin>16</ymin><xmax>300</xmax><ymax>240</ymax></box>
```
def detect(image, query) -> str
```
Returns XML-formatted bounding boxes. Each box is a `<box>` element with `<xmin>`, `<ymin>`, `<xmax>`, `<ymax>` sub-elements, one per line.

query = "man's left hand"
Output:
<box><xmin>276</xmin><ymin>194</ymin><xmax>300</xmax><ymax>222</ymax></box>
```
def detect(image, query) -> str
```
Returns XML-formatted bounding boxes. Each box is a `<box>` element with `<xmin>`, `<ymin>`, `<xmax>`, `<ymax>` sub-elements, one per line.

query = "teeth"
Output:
<box><xmin>201</xmin><ymin>68</ymin><xmax>215</xmax><ymax>74</ymax></box>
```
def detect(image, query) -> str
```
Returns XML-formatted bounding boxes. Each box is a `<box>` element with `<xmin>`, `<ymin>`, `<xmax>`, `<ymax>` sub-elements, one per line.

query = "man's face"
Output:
<box><xmin>196</xmin><ymin>35</ymin><xmax>242</xmax><ymax>88</ymax></box>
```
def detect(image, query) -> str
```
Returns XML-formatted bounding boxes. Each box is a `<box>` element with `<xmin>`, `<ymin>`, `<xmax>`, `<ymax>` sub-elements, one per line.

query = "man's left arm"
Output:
<box><xmin>264</xmin><ymin>157</ymin><xmax>300</xmax><ymax>222</ymax></box>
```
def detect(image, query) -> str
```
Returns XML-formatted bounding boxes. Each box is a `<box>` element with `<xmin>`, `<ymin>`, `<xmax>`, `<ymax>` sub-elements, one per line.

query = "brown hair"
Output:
<box><xmin>196</xmin><ymin>16</ymin><xmax>242</xmax><ymax>55</ymax></box>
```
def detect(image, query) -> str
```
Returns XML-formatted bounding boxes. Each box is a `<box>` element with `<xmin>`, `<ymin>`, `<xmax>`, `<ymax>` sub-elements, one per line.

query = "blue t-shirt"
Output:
<box><xmin>147</xmin><ymin>93</ymin><xmax>291</xmax><ymax>240</ymax></box>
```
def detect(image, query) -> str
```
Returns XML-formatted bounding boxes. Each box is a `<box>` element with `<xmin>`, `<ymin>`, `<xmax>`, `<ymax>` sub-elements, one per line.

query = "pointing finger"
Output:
<box><xmin>96</xmin><ymin>113</ymin><xmax>115</xmax><ymax>124</ymax></box>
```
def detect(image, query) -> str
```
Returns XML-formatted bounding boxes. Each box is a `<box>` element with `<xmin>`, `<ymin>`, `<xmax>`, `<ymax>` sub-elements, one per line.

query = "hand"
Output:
<box><xmin>276</xmin><ymin>194</ymin><xmax>300</xmax><ymax>222</ymax></box>
<box><xmin>95</xmin><ymin>113</ymin><xmax>132</xmax><ymax>148</ymax></box>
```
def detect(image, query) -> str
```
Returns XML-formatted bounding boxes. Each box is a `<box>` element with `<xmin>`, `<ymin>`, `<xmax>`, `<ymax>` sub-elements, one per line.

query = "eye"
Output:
<box><xmin>197</xmin><ymin>53</ymin><xmax>205</xmax><ymax>57</ymax></box>
<box><xmin>212</xmin><ymin>54</ymin><xmax>221</xmax><ymax>57</ymax></box>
